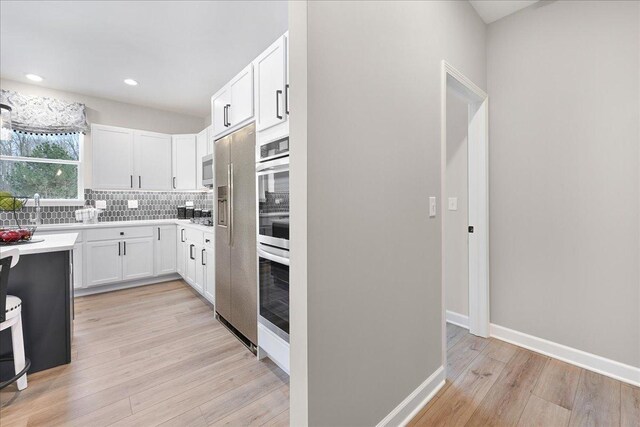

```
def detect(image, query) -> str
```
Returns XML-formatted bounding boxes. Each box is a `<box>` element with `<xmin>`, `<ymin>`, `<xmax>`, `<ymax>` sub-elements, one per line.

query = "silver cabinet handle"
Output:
<box><xmin>276</xmin><ymin>90</ymin><xmax>283</xmax><ymax>119</ymax></box>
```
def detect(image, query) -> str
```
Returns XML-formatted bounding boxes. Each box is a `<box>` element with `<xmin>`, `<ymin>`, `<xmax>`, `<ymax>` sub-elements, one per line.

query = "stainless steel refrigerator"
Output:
<box><xmin>215</xmin><ymin>123</ymin><xmax>257</xmax><ymax>349</ymax></box>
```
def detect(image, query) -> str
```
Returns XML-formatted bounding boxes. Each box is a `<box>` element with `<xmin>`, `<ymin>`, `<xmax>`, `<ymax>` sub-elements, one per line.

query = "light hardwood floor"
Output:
<box><xmin>2</xmin><ymin>283</ymin><xmax>638</xmax><ymax>427</ymax></box>
<box><xmin>410</xmin><ymin>323</ymin><xmax>640</xmax><ymax>427</ymax></box>
<box><xmin>0</xmin><ymin>280</ymin><xmax>289</xmax><ymax>427</ymax></box>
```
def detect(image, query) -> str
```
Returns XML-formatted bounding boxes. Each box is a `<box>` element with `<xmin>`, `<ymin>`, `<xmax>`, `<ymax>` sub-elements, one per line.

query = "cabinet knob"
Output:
<box><xmin>120</xmin><ymin>232</ymin><xmax>124</xmax><ymax>236</ymax></box>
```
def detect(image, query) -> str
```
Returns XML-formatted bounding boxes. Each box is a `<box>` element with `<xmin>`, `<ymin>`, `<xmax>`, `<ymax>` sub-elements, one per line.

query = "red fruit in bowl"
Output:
<box><xmin>18</xmin><ymin>229</ymin><xmax>32</xmax><ymax>240</ymax></box>
<box><xmin>1</xmin><ymin>231</ymin><xmax>21</xmax><ymax>243</ymax></box>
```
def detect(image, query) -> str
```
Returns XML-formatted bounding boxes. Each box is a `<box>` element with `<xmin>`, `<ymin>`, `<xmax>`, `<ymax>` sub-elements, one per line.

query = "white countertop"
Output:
<box><xmin>3</xmin><ymin>232</ymin><xmax>79</xmax><ymax>256</ymax></box>
<box><xmin>37</xmin><ymin>219</ymin><xmax>214</xmax><ymax>233</ymax></box>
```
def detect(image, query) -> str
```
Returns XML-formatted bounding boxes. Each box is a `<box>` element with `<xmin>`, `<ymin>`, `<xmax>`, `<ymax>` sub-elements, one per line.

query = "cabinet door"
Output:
<box><xmin>211</xmin><ymin>88</ymin><xmax>231</xmax><ymax>138</ymax></box>
<box><xmin>85</xmin><ymin>240</ymin><xmax>122</xmax><ymax>287</ymax></box>
<box><xmin>92</xmin><ymin>124</ymin><xmax>134</xmax><ymax>189</ymax></box>
<box><xmin>194</xmin><ymin>246</ymin><xmax>206</xmax><ymax>295</ymax></box>
<box><xmin>122</xmin><ymin>237</ymin><xmax>154</xmax><ymax>281</ymax></box>
<box><xmin>176</xmin><ymin>228</ymin><xmax>186</xmax><ymax>277</ymax></box>
<box><xmin>155</xmin><ymin>225</ymin><xmax>176</xmax><ymax>275</ymax></box>
<box><xmin>207</xmin><ymin>125</ymin><xmax>214</xmax><ymax>154</ymax></box>
<box><xmin>229</xmin><ymin>64</ymin><xmax>254</xmax><ymax>128</ymax></box>
<box><xmin>204</xmin><ymin>248</ymin><xmax>215</xmax><ymax>303</ymax></box>
<box><xmin>184</xmin><ymin>243</ymin><xmax>198</xmax><ymax>287</ymax></box>
<box><xmin>255</xmin><ymin>36</ymin><xmax>286</xmax><ymax>131</ymax></box>
<box><xmin>196</xmin><ymin>128</ymin><xmax>208</xmax><ymax>190</ymax></box>
<box><xmin>134</xmin><ymin>131</ymin><xmax>172</xmax><ymax>190</ymax></box>
<box><xmin>73</xmin><ymin>244</ymin><xmax>84</xmax><ymax>289</ymax></box>
<box><xmin>172</xmin><ymin>134</ymin><xmax>197</xmax><ymax>190</ymax></box>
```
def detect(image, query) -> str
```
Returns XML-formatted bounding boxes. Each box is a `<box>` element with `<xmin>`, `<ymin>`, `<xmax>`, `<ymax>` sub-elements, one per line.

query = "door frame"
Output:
<box><xmin>440</xmin><ymin>60</ymin><xmax>489</xmax><ymax>354</ymax></box>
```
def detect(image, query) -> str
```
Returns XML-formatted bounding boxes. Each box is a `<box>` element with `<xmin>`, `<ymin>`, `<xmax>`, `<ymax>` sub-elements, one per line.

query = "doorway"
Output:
<box><xmin>440</xmin><ymin>61</ymin><xmax>489</xmax><ymax>355</ymax></box>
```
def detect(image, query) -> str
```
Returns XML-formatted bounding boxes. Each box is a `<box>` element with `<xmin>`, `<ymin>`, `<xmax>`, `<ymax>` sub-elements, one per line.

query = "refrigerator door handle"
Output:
<box><xmin>230</xmin><ymin>162</ymin><xmax>234</xmax><ymax>247</ymax></box>
<box><xmin>227</xmin><ymin>163</ymin><xmax>231</xmax><ymax>245</ymax></box>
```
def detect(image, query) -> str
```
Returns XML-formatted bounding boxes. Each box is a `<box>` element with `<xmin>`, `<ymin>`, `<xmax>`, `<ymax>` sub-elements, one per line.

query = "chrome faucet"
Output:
<box><xmin>33</xmin><ymin>193</ymin><xmax>41</xmax><ymax>226</ymax></box>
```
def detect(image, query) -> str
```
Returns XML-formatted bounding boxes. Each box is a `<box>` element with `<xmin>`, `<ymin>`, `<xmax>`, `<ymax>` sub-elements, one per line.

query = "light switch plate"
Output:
<box><xmin>128</xmin><ymin>200</ymin><xmax>138</xmax><ymax>209</ymax></box>
<box><xmin>95</xmin><ymin>200</ymin><xmax>107</xmax><ymax>209</ymax></box>
<box><xmin>448</xmin><ymin>197</ymin><xmax>458</xmax><ymax>211</ymax></box>
<box><xmin>429</xmin><ymin>197</ymin><xmax>437</xmax><ymax>217</ymax></box>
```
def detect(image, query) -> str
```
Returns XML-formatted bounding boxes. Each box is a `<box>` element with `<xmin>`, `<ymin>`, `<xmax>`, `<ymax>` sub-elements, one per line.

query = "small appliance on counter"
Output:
<box><xmin>177</xmin><ymin>205</ymin><xmax>187</xmax><ymax>219</ymax></box>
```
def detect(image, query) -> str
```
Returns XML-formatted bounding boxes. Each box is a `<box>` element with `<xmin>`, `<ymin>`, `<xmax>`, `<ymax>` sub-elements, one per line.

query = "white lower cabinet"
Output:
<box><xmin>177</xmin><ymin>227</ymin><xmax>187</xmax><ymax>276</ymax></box>
<box><xmin>155</xmin><ymin>225</ymin><xmax>177</xmax><ymax>275</ymax></box>
<box><xmin>122</xmin><ymin>237</ymin><xmax>154</xmax><ymax>281</ymax></box>
<box><xmin>85</xmin><ymin>240</ymin><xmax>123</xmax><ymax>287</ymax></box>
<box><xmin>203</xmin><ymin>247</ymin><xmax>214</xmax><ymax>303</ymax></box>
<box><xmin>178</xmin><ymin>226</ymin><xmax>214</xmax><ymax>303</ymax></box>
<box><xmin>184</xmin><ymin>242</ymin><xmax>199</xmax><ymax>291</ymax></box>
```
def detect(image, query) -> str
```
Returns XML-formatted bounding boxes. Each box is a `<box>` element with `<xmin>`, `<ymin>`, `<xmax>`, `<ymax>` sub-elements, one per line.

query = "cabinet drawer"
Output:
<box><xmin>184</xmin><ymin>227</ymin><xmax>203</xmax><ymax>244</ymax></box>
<box><xmin>86</xmin><ymin>226</ymin><xmax>153</xmax><ymax>242</ymax></box>
<box><xmin>203</xmin><ymin>232</ymin><xmax>214</xmax><ymax>249</ymax></box>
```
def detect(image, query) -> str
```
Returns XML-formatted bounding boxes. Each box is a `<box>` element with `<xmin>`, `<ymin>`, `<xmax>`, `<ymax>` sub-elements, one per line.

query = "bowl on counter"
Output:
<box><xmin>0</xmin><ymin>226</ymin><xmax>38</xmax><ymax>244</ymax></box>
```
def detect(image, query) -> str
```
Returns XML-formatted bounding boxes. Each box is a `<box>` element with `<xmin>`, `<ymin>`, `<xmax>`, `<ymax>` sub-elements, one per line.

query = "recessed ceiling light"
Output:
<box><xmin>25</xmin><ymin>73</ymin><xmax>44</xmax><ymax>82</ymax></box>
<box><xmin>124</xmin><ymin>78</ymin><xmax>138</xmax><ymax>86</ymax></box>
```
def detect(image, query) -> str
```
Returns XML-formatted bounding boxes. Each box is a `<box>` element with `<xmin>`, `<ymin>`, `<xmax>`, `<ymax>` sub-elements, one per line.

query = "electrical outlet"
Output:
<box><xmin>95</xmin><ymin>200</ymin><xmax>107</xmax><ymax>209</ymax></box>
<box><xmin>429</xmin><ymin>197</ymin><xmax>437</xmax><ymax>217</ymax></box>
<box><xmin>448</xmin><ymin>197</ymin><xmax>458</xmax><ymax>211</ymax></box>
<box><xmin>128</xmin><ymin>200</ymin><xmax>138</xmax><ymax>209</ymax></box>
<box><xmin>185</xmin><ymin>201</ymin><xmax>194</xmax><ymax>207</ymax></box>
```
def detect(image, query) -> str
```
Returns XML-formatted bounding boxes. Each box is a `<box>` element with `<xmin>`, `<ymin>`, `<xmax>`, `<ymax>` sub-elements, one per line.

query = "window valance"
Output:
<box><xmin>0</xmin><ymin>89</ymin><xmax>88</xmax><ymax>134</ymax></box>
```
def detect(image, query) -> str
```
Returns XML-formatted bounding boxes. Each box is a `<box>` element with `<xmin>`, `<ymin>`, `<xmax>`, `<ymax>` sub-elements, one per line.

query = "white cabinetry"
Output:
<box><xmin>255</xmin><ymin>35</ymin><xmax>287</xmax><ymax>132</ymax></box>
<box><xmin>172</xmin><ymin>134</ymin><xmax>197</xmax><ymax>190</ymax></box>
<box><xmin>92</xmin><ymin>125</ymin><xmax>135</xmax><ymax>189</ymax></box>
<box><xmin>211</xmin><ymin>64</ymin><xmax>254</xmax><ymax>139</ymax></box>
<box><xmin>85</xmin><ymin>226</ymin><xmax>155</xmax><ymax>287</ymax></box>
<box><xmin>203</xmin><ymin>233</ymin><xmax>215</xmax><ymax>303</ymax></box>
<box><xmin>177</xmin><ymin>225</ymin><xmax>214</xmax><ymax>304</ymax></box>
<box><xmin>122</xmin><ymin>237</ymin><xmax>154</xmax><ymax>281</ymax></box>
<box><xmin>134</xmin><ymin>131</ymin><xmax>172</xmax><ymax>190</ymax></box>
<box><xmin>85</xmin><ymin>240</ymin><xmax>122</xmax><ymax>287</ymax></box>
<box><xmin>177</xmin><ymin>226</ymin><xmax>187</xmax><ymax>276</ymax></box>
<box><xmin>155</xmin><ymin>225</ymin><xmax>177</xmax><ymax>275</ymax></box>
<box><xmin>93</xmin><ymin>124</ymin><xmax>173</xmax><ymax>190</ymax></box>
<box><xmin>184</xmin><ymin>242</ymin><xmax>199</xmax><ymax>291</ymax></box>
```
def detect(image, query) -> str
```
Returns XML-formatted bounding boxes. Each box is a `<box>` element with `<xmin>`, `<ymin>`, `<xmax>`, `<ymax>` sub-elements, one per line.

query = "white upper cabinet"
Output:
<box><xmin>196</xmin><ymin>127</ymin><xmax>208</xmax><ymax>190</ymax></box>
<box><xmin>229</xmin><ymin>64</ymin><xmax>254</xmax><ymax>127</ymax></box>
<box><xmin>211</xmin><ymin>64</ymin><xmax>254</xmax><ymax>139</ymax></box>
<box><xmin>92</xmin><ymin>124</ymin><xmax>135</xmax><ymax>189</ymax></box>
<box><xmin>172</xmin><ymin>134</ymin><xmax>197</xmax><ymax>190</ymax></box>
<box><xmin>255</xmin><ymin>35</ymin><xmax>287</xmax><ymax>132</ymax></box>
<box><xmin>134</xmin><ymin>131</ymin><xmax>172</xmax><ymax>190</ymax></box>
<box><xmin>207</xmin><ymin>124</ymin><xmax>214</xmax><ymax>154</ymax></box>
<box><xmin>211</xmin><ymin>87</ymin><xmax>231</xmax><ymax>138</ymax></box>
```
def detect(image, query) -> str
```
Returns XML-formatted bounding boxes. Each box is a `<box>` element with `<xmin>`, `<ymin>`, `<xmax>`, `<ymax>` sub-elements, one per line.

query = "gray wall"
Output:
<box><xmin>0</xmin><ymin>79</ymin><xmax>206</xmax><ymax>189</ymax></box>
<box><xmin>487</xmin><ymin>0</ymin><xmax>640</xmax><ymax>367</ymax></box>
<box><xmin>445</xmin><ymin>92</ymin><xmax>469</xmax><ymax>317</ymax></box>
<box><xmin>291</xmin><ymin>1</ymin><xmax>486</xmax><ymax>425</ymax></box>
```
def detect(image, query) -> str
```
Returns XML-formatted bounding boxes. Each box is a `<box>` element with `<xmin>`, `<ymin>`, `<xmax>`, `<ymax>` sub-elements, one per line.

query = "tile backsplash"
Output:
<box><xmin>0</xmin><ymin>189</ymin><xmax>213</xmax><ymax>226</ymax></box>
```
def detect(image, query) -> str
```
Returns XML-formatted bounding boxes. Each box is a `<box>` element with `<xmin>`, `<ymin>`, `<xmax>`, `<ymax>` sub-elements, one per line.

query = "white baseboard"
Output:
<box><xmin>376</xmin><ymin>366</ymin><xmax>445</xmax><ymax>427</ymax></box>
<box><xmin>74</xmin><ymin>274</ymin><xmax>180</xmax><ymax>297</ymax></box>
<box><xmin>490</xmin><ymin>323</ymin><xmax>640</xmax><ymax>388</ymax></box>
<box><xmin>446</xmin><ymin>310</ymin><xmax>469</xmax><ymax>329</ymax></box>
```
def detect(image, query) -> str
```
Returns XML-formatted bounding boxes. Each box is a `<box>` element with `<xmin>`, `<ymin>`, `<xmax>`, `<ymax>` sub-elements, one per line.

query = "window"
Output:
<box><xmin>0</xmin><ymin>131</ymin><xmax>84</xmax><ymax>201</ymax></box>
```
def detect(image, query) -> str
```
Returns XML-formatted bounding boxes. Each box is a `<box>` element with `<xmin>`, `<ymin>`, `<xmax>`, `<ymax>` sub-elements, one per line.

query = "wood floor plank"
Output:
<box><xmin>569</xmin><ymin>370</ymin><xmax>621</xmax><ymax>427</ymax></box>
<box><xmin>621</xmin><ymin>384</ymin><xmax>640</xmax><ymax>427</ymax></box>
<box><xmin>59</xmin><ymin>397</ymin><xmax>132</xmax><ymax>427</ymax></box>
<box><xmin>260</xmin><ymin>409</ymin><xmax>289</xmax><ymax>427</ymax></box>
<box><xmin>212</xmin><ymin>383</ymin><xmax>290</xmax><ymax>426</ymax></box>
<box><xmin>446</xmin><ymin>333</ymin><xmax>488</xmax><ymax>381</ymax></box>
<box><xmin>465</xmin><ymin>348</ymin><xmax>548</xmax><ymax>426</ymax></box>
<box><xmin>481</xmin><ymin>338</ymin><xmax>518</xmax><ymax>363</ymax></box>
<box><xmin>158</xmin><ymin>407</ymin><xmax>208</xmax><ymax>427</ymax></box>
<box><xmin>517</xmin><ymin>394</ymin><xmax>571</xmax><ymax>427</ymax></box>
<box><xmin>411</xmin><ymin>354</ymin><xmax>505</xmax><ymax>426</ymax></box>
<box><xmin>532</xmin><ymin>358</ymin><xmax>581</xmax><ymax>410</ymax></box>
<box><xmin>447</xmin><ymin>323</ymin><xmax>467</xmax><ymax>350</ymax></box>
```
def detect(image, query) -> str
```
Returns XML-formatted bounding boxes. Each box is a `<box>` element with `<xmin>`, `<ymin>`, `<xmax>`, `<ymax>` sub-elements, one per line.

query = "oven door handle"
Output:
<box><xmin>256</xmin><ymin>157</ymin><xmax>289</xmax><ymax>173</ymax></box>
<box><xmin>258</xmin><ymin>248</ymin><xmax>290</xmax><ymax>266</ymax></box>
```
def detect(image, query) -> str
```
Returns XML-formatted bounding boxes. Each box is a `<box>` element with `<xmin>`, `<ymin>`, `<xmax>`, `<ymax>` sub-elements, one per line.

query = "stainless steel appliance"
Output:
<box><xmin>202</xmin><ymin>153</ymin><xmax>214</xmax><ymax>188</ymax></box>
<box><xmin>257</xmin><ymin>156</ymin><xmax>289</xmax><ymax>249</ymax></box>
<box><xmin>215</xmin><ymin>123</ymin><xmax>258</xmax><ymax>350</ymax></box>
<box><xmin>258</xmin><ymin>244</ymin><xmax>289</xmax><ymax>342</ymax></box>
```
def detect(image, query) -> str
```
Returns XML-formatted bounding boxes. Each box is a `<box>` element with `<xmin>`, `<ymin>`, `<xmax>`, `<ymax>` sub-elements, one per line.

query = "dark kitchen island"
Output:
<box><xmin>0</xmin><ymin>233</ymin><xmax>77</xmax><ymax>376</ymax></box>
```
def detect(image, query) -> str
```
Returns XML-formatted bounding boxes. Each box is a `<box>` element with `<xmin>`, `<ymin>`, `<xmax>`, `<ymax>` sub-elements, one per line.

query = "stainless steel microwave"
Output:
<box><xmin>202</xmin><ymin>153</ymin><xmax>214</xmax><ymax>188</ymax></box>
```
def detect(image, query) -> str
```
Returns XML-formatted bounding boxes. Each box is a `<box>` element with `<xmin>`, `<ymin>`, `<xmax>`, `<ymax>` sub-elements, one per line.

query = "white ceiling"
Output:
<box><xmin>0</xmin><ymin>1</ymin><xmax>288</xmax><ymax>118</ymax></box>
<box><xmin>469</xmin><ymin>0</ymin><xmax>539</xmax><ymax>24</ymax></box>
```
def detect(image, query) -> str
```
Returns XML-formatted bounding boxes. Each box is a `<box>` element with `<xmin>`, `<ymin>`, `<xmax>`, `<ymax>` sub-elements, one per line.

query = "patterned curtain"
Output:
<box><xmin>0</xmin><ymin>89</ymin><xmax>88</xmax><ymax>134</ymax></box>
